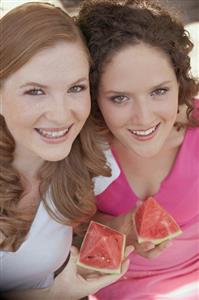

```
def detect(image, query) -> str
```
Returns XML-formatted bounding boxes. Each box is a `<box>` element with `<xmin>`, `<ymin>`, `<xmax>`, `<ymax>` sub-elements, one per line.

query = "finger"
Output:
<box><xmin>158</xmin><ymin>240</ymin><xmax>172</xmax><ymax>250</ymax></box>
<box><xmin>85</xmin><ymin>272</ymin><xmax>102</xmax><ymax>279</ymax></box>
<box><xmin>134</xmin><ymin>241</ymin><xmax>155</xmax><ymax>252</ymax></box>
<box><xmin>120</xmin><ymin>257</ymin><xmax>130</xmax><ymax>275</ymax></box>
<box><xmin>70</xmin><ymin>245</ymin><xmax>79</xmax><ymax>256</ymax></box>
<box><xmin>124</xmin><ymin>245</ymin><xmax>134</xmax><ymax>258</ymax></box>
<box><xmin>143</xmin><ymin>245</ymin><xmax>167</xmax><ymax>260</ymax></box>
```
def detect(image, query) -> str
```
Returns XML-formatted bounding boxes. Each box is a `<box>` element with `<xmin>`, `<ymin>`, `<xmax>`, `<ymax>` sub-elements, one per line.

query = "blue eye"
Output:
<box><xmin>151</xmin><ymin>88</ymin><xmax>168</xmax><ymax>97</ymax></box>
<box><xmin>110</xmin><ymin>95</ymin><xmax>128</xmax><ymax>104</ymax></box>
<box><xmin>68</xmin><ymin>85</ymin><xmax>86</xmax><ymax>93</ymax></box>
<box><xmin>25</xmin><ymin>88</ymin><xmax>44</xmax><ymax>96</ymax></box>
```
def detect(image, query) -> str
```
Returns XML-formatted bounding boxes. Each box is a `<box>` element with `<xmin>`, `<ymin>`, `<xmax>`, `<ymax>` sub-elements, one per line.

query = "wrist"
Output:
<box><xmin>47</xmin><ymin>281</ymin><xmax>79</xmax><ymax>300</ymax></box>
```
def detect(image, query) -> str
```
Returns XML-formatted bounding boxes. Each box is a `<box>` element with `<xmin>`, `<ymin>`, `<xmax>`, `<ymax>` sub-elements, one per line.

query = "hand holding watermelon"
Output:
<box><xmin>131</xmin><ymin>197</ymin><xmax>182</xmax><ymax>259</ymax></box>
<box><xmin>49</xmin><ymin>245</ymin><xmax>133</xmax><ymax>300</ymax></box>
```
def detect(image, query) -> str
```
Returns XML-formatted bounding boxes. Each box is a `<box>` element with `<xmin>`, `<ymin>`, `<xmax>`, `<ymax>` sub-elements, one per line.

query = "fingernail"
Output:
<box><xmin>129</xmin><ymin>246</ymin><xmax>135</xmax><ymax>252</ymax></box>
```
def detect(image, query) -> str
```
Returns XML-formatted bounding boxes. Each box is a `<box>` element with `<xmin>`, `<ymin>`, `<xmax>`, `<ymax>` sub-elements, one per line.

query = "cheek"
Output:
<box><xmin>101</xmin><ymin>107</ymin><xmax>126</xmax><ymax>130</ymax></box>
<box><xmin>4</xmin><ymin>105</ymin><xmax>39</xmax><ymax>136</ymax></box>
<box><xmin>164</xmin><ymin>104</ymin><xmax>178</xmax><ymax>121</ymax></box>
<box><xmin>76</xmin><ymin>97</ymin><xmax>91</xmax><ymax>121</ymax></box>
<box><xmin>157</xmin><ymin>97</ymin><xmax>178</xmax><ymax>122</ymax></box>
<box><xmin>99</xmin><ymin>100</ymin><xmax>132</xmax><ymax>129</ymax></box>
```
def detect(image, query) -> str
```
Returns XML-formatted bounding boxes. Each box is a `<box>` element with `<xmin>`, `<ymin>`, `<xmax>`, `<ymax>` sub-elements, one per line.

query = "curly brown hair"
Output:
<box><xmin>78</xmin><ymin>0</ymin><xmax>199</xmax><ymax>129</ymax></box>
<box><xmin>0</xmin><ymin>2</ymin><xmax>110</xmax><ymax>251</ymax></box>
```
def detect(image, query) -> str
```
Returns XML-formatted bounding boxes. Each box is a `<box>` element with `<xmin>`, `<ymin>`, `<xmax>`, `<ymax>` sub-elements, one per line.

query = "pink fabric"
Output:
<box><xmin>92</xmin><ymin>106</ymin><xmax>199</xmax><ymax>299</ymax></box>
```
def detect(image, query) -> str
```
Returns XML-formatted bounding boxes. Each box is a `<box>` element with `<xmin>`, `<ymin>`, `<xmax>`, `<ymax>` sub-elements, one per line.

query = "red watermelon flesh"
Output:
<box><xmin>77</xmin><ymin>221</ymin><xmax>126</xmax><ymax>274</ymax></box>
<box><xmin>134</xmin><ymin>197</ymin><xmax>182</xmax><ymax>245</ymax></box>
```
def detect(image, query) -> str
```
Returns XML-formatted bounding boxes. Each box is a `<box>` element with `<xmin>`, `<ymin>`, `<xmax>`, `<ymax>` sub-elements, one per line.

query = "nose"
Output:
<box><xmin>44</xmin><ymin>95</ymin><xmax>71</xmax><ymax>124</ymax></box>
<box><xmin>132</xmin><ymin>98</ymin><xmax>153</xmax><ymax>125</ymax></box>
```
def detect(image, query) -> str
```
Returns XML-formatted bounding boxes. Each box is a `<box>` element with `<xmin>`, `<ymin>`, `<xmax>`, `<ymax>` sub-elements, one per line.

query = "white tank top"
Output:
<box><xmin>0</xmin><ymin>198</ymin><xmax>72</xmax><ymax>292</ymax></box>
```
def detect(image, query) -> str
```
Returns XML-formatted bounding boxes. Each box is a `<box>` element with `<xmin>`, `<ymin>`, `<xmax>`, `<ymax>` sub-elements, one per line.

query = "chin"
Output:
<box><xmin>40</xmin><ymin>149</ymin><xmax>72</xmax><ymax>162</ymax></box>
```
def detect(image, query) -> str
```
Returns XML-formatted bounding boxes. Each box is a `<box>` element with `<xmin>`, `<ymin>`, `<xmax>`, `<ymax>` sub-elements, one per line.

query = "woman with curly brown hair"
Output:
<box><xmin>78</xmin><ymin>0</ymin><xmax>199</xmax><ymax>299</ymax></box>
<box><xmin>0</xmin><ymin>2</ymin><xmax>132</xmax><ymax>299</ymax></box>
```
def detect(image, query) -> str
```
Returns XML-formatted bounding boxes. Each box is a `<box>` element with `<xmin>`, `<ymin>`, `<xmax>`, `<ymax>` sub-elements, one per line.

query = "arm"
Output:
<box><xmin>1</xmin><ymin>246</ymin><xmax>133</xmax><ymax>300</ymax></box>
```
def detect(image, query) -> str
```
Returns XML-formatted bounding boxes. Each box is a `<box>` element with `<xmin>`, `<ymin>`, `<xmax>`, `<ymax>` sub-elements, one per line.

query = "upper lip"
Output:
<box><xmin>129</xmin><ymin>123</ymin><xmax>160</xmax><ymax>132</ymax></box>
<box><xmin>35</xmin><ymin>125</ymin><xmax>73</xmax><ymax>131</ymax></box>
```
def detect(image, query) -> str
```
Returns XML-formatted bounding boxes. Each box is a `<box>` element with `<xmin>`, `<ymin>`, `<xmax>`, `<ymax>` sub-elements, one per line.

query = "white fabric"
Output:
<box><xmin>0</xmin><ymin>197</ymin><xmax>72</xmax><ymax>292</ymax></box>
<box><xmin>93</xmin><ymin>149</ymin><xmax>120</xmax><ymax>195</ymax></box>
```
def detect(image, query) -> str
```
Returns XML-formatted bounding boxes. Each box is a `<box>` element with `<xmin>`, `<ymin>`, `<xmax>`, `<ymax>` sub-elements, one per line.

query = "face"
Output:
<box><xmin>98</xmin><ymin>43</ymin><xmax>179</xmax><ymax>158</ymax></box>
<box><xmin>1</xmin><ymin>41</ymin><xmax>90</xmax><ymax>164</ymax></box>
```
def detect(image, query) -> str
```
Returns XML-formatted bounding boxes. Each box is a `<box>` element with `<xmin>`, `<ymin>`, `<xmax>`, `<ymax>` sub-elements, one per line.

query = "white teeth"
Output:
<box><xmin>37</xmin><ymin>128</ymin><xmax>69</xmax><ymax>138</ymax></box>
<box><xmin>131</xmin><ymin>125</ymin><xmax>157</xmax><ymax>136</ymax></box>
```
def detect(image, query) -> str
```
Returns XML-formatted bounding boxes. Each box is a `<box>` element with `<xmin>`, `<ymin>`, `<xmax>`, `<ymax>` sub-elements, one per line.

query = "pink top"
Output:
<box><xmin>92</xmin><ymin>105</ymin><xmax>199</xmax><ymax>300</ymax></box>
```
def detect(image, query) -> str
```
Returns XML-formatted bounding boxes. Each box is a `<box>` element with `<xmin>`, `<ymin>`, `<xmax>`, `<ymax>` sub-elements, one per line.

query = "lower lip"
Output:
<box><xmin>35</xmin><ymin>126</ymin><xmax>73</xmax><ymax>144</ymax></box>
<box><xmin>129</xmin><ymin>124</ymin><xmax>160</xmax><ymax>141</ymax></box>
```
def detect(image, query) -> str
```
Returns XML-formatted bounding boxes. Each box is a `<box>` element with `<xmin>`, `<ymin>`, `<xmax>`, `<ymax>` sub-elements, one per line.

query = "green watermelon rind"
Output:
<box><xmin>137</xmin><ymin>229</ymin><xmax>182</xmax><ymax>245</ymax></box>
<box><xmin>77</xmin><ymin>221</ymin><xmax>126</xmax><ymax>274</ymax></box>
<box><xmin>77</xmin><ymin>260</ymin><xmax>122</xmax><ymax>274</ymax></box>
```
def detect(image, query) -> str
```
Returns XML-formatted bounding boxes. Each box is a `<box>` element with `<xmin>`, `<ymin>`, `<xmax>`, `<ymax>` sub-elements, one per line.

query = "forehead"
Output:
<box><xmin>26</xmin><ymin>40</ymin><xmax>88</xmax><ymax>66</ymax></box>
<box><xmin>4</xmin><ymin>41</ymin><xmax>89</xmax><ymax>86</ymax></box>
<box><xmin>102</xmin><ymin>43</ymin><xmax>173</xmax><ymax>76</ymax></box>
<box><xmin>109</xmin><ymin>43</ymin><xmax>171</xmax><ymax>67</ymax></box>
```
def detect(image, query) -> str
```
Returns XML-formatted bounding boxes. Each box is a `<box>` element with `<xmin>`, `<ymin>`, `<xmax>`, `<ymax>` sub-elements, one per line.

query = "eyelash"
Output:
<box><xmin>68</xmin><ymin>85</ymin><xmax>87</xmax><ymax>93</ymax></box>
<box><xmin>25</xmin><ymin>88</ymin><xmax>44</xmax><ymax>96</ymax></box>
<box><xmin>109</xmin><ymin>87</ymin><xmax>169</xmax><ymax>103</ymax></box>
<box><xmin>151</xmin><ymin>88</ymin><xmax>169</xmax><ymax>97</ymax></box>
<box><xmin>110</xmin><ymin>95</ymin><xmax>128</xmax><ymax>104</ymax></box>
<box><xmin>24</xmin><ymin>85</ymin><xmax>87</xmax><ymax>96</ymax></box>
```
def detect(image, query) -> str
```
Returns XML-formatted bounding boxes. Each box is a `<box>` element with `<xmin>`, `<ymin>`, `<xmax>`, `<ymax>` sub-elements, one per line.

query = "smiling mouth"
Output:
<box><xmin>35</xmin><ymin>125</ymin><xmax>72</xmax><ymax>139</ymax></box>
<box><xmin>129</xmin><ymin>123</ymin><xmax>160</xmax><ymax>137</ymax></box>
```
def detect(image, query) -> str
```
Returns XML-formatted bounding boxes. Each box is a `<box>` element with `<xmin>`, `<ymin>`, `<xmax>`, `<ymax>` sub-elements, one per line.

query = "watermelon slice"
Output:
<box><xmin>134</xmin><ymin>197</ymin><xmax>182</xmax><ymax>245</ymax></box>
<box><xmin>77</xmin><ymin>221</ymin><xmax>126</xmax><ymax>274</ymax></box>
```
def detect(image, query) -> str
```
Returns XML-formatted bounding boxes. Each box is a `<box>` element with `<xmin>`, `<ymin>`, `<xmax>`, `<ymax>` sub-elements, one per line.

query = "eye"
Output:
<box><xmin>110</xmin><ymin>95</ymin><xmax>128</xmax><ymax>104</ymax></box>
<box><xmin>151</xmin><ymin>88</ymin><xmax>168</xmax><ymax>97</ymax></box>
<box><xmin>68</xmin><ymin>85</ymin><xmax>86</xmax><ymax>93</ymax></box>
<box><xmin>25</xmin><ymin>88</ymin><xmax>44</xmax><ymax>96</ymax></box>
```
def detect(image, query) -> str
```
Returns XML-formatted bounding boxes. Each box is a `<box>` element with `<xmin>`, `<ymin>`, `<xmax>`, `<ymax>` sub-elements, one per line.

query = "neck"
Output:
<box><xmin>112</xmin><ymin>141</ymin><xmax>159</xmax><ymax>175</ymax></box>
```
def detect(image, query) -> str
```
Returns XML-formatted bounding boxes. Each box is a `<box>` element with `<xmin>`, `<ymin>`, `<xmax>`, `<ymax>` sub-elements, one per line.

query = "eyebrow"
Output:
<box><xmin>103</xmin><ymin>80</ymin><xmax>173</xmax><ymax>95</ymax></box>
<box><xmin>19</xmin><ymin>82</ymin><xmax>48</xmax><ymax>89</ymax></box>
<box><xmin>150</xmin><ymin>80</ymin><xmax>172</xmax><ymax>90</ymax></box>
<box><xmin>19</xmin><ymin>77</ymin><xmax>89</xmax><ymax>89</ymax></box>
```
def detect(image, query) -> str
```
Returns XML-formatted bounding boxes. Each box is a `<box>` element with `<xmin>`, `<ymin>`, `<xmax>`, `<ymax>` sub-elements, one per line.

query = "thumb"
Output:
<box><xmin>69</xmin><ymin>246</ymin><xmax>79</xmax><ymax>263</ymax></box>
<box><xmin>124</xmin><ymin>245</ymin><xmax>134</xmax><ymax>258</ymax></box>
<box><xmin>62</xmin><ymin>246</ymin><xmax>79</xmax><ymax>274</ymax></box>
<box><xmin>70</xmin><ymin>246</ymin><xmax>79</xmax><ymax>258</ymax></box>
